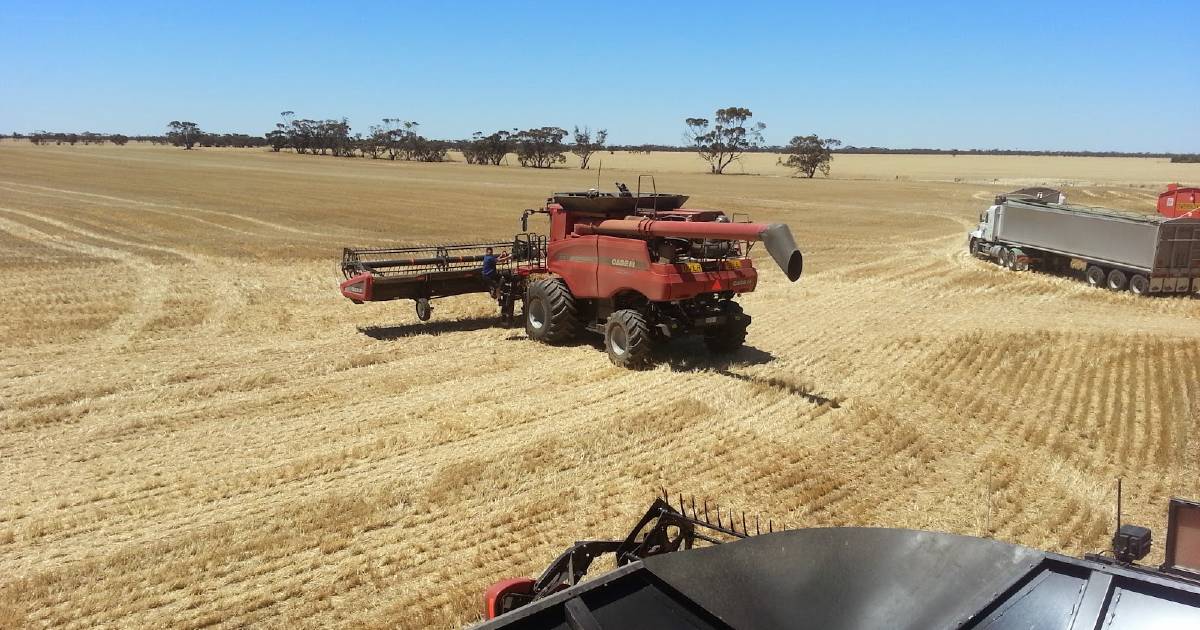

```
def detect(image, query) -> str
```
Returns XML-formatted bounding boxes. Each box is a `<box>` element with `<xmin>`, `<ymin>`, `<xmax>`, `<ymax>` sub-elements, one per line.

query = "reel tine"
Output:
<box><xmin>756</xmin><ymin>514</ymin><xmax>761</xmax><ymax>535</ymax></box>
<box><xmin>742</xmin><ymin>512</ymin><xmax>748</xmax><ymax>536</ymax></box>
<box><xmin>703</xmin><ymin>499</ymin><xmax>710</xmax><ymax>524</ymax></box>
<box><xmin>690</xmin><ymin>496</ymin><xmax>697</xmax><ymax>520</ymax></box>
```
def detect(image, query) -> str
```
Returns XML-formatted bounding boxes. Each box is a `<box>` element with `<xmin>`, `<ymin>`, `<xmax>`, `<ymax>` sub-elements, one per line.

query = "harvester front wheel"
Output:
<box><xmin>524</xmin><ymin>278</ymin><xmax>579</xmax><ymax>344</ymax></box>
<box><xmin>605</xmin><ymin>309</ymin><xmax>653</xmax><ymax>369</ymax></box>
<box><xmin>704</xmin><ymin>301</ymin><xmax>750</xmax><ymax>353</ymax></box>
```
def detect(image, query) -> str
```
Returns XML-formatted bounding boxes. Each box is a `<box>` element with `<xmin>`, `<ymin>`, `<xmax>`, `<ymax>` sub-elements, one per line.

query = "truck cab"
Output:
<box><xmin>969</xmin><ymin>205</ymin><xmax>999</xmax><ymax>246</ymax></box>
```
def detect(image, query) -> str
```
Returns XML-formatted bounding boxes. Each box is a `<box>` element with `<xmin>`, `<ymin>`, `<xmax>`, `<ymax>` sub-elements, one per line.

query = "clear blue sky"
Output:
<box><xmin>2</xmin><ymin>1</ymin><xmax>1196</xmax><ymax>152</ymax></box>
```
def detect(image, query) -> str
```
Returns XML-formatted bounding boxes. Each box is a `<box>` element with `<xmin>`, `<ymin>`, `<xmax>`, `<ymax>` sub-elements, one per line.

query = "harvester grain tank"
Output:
<box><xmin>968</xmin><ymin>188</ymin><xmax>1200</xmax><ymax>294</ymax></box>
<box><xmin>339</xmin><ymin>182</ymin><xmax>803</xmax><ymax>368</ymax></box>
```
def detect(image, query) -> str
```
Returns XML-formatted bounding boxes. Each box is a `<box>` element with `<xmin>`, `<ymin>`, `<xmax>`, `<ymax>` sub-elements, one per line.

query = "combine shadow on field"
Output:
<box><xmin>358</xmin><ymin>316</ymin><xmax>499</xmax><ymax>340</ymax></box>
<box><xmin>660</xmin><ymin>339</ymin><xmax>776</xmax><ymax>372</ymax></box>
<box><xmin>715</xmin><ymin>370</ymin><xmax>843</xmax><ymax>408</ymax></box>
<box><xmin>665</xmin><ymin>340</ymin><xmax>842</xmax><ymax>408</ymax></box>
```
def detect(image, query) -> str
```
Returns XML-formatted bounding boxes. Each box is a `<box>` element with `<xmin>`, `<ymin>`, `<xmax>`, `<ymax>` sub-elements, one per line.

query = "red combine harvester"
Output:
<box><xmin>339</xmin><ymin>180</ymin><xmax>803</xmax><ymax>368</ymax></box>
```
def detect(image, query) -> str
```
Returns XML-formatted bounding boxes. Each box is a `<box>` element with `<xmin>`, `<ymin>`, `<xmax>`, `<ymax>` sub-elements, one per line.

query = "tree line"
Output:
<box><xmin>12</xmin><ymin>110</ymin><xmax>1192</xmax><ymax>175</ymax></box>
<box><xmin>262</xmin><ymin>114</ymin><xmax>610</xmax><ymax>169</ymax></box>
<box><xmin>19</xmin><ymin>131</ymin><xmax>131</xmax><ymax>146</ymax></box>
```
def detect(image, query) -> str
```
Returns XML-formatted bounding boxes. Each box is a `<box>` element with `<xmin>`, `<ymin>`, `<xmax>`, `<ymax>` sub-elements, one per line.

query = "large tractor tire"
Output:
<box><xmin>604</xmin><ymin>309</ymin><xmax>653</xmax><ymax>369</ymax></box>
<box><xmin>524</xmin><ymin>278</ymin><xmax>579</xmax><ymax>344</ymax></box>
<box><xmin>704</xmin><ymin>301</ymin><xmax>751</xmax><ymax>354</ymax></box>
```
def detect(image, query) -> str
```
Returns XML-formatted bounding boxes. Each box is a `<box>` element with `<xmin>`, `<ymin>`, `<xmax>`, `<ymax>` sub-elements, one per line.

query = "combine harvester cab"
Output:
<box><xmin>340</xmin><ymin>179</ymin><xmax>804</xmax><ymax>368</ymax></box>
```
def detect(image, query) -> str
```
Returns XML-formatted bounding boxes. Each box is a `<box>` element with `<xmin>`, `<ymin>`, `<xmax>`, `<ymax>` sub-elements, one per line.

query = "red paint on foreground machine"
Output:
<box><xmin>339</xmin><ymin>181</ymin><xmax>802</xmax><ymax>368</ymax></box>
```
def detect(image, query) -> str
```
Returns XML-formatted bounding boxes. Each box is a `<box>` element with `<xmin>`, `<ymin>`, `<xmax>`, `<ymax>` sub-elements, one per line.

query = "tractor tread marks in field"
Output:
<box><xmin>524</xmin><ymin>278</ymin><xmax>579</xmax><ymax>344</ymax></box>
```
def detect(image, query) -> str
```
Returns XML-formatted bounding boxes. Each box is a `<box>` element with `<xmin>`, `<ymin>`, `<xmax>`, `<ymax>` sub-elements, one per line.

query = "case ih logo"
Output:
<box><xmin>608</xmin><ymin>258</ymin><xmax>638</xmax><ymax>268</ymax></box>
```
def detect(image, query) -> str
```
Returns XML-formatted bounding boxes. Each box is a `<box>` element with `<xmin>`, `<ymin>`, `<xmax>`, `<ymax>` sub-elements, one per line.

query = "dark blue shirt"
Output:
<box><xmin>482</xmin><ymin>254</ymin><xmax>498</xmax><ymax>278</ymax></box>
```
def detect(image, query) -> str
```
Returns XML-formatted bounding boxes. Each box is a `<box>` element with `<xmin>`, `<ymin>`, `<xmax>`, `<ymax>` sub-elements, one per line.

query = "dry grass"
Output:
<box><xmin>1</xmin><ymin>143</ymin><xmax>1198</xmax><ymax>628</ymax></box>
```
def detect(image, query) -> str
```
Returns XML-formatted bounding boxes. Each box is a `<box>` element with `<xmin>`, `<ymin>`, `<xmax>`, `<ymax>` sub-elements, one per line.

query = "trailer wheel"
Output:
<box><xmin>605</xmin><ymin>309</ymin><xmax>653</xmax><ymax>369</ymax></box>
<box><xmin>1106</xmin><ymin>269</ymin><xmax>1128</xmax><ymax>292</ymax></box>
<box><xmin>524</xmin><ymin>278</ymin><xmax>579</xmax><ymax>344</ymax></box>
<box><xmin>1129</xmin><ymin>274</ymin><xmax>1150</xmax><ymax>296</ymax></box>
<box><xmin>1085</xmin><ymin>265</ymin><xmax>1106</xmax><ymax>287</ymax></box>
<box><xmin>704</xmin><ymin>301</ymin><xmax>751</xmax><ymax>353</ymax></box>
<box><xmin>1000</xmin><ymin>247</ymin><xmax>1013</xmax><ymax>269</ymax></box>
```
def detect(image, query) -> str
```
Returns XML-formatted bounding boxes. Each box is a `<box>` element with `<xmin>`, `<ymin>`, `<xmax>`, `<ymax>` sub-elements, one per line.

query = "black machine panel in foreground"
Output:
<box><xmin>476</xmin><ymin>498</ymin><xmax>1200</xmax><ymax>630</ymax></box>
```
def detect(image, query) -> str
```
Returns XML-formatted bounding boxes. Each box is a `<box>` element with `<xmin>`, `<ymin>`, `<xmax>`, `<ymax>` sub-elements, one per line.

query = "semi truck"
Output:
<box><xmin>968</xmin><ymin>189</ymin><xmax>1200</xmax><ymax>295</ymax></box>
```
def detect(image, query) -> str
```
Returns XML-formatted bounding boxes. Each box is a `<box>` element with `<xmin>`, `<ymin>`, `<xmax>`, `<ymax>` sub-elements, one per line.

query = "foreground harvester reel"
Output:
<box><xmin>484</xmin><ymin>490</ymin><xmax>773</xmax><ymax>618</ymax></box>
<box><xmin>480</xmin><ymin>492</ymin><xmax>1200</xmax><ymax>629</ymax></box>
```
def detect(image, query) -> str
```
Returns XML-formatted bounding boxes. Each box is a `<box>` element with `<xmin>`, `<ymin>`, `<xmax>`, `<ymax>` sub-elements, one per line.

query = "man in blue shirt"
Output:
<box><xmin>482</xmin><ymin>247</ymin><xmax>509</xmax><ymax>297</ymax></box>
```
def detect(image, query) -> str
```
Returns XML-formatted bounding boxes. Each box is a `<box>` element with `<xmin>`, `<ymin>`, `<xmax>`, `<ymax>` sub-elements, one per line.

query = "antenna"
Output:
<box><xmin>596</xmin><ymin>159</ymin><xmax>602</xmax><ymax>190</ymax></box>
<box><xmin>1116</xmin><ymin>477</ymin><xmax>1123</xmax><ymax>534</ymax></box>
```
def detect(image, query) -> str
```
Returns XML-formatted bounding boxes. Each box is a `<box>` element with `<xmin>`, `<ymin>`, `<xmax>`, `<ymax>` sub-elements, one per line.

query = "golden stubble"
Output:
<box><xmin>0</xmin><ymin>142</ymin><xmax>1196</xmax><ymax>628</ymax></box>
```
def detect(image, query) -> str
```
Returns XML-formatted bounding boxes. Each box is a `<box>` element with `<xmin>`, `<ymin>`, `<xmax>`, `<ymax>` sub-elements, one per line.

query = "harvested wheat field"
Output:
<box><xmin>1</xmin><ymin>143</ymin><xmax>1198</xmax><ymax>628</ymax></box>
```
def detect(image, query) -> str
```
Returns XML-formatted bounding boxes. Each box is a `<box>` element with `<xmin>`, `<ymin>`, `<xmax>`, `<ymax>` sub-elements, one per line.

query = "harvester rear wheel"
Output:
<box><xmin>605</xmin><ymin>309</ymin><xmax>653</xmax><ymax>369</ymax></box>
<box><xmin>704</xmin><ymin>301</ymin><xmax>750</xmax><ymax>354</ymax></box>
<box><xmin>524</xmin><ymin>278</ymin><xmax>579</xmax><ymax>344</ymax></box>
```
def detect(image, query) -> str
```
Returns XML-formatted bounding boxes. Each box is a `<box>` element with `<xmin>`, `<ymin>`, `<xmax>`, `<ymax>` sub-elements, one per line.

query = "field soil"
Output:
<box><xmin>1</xmin><ymin>144</ymin><xmax>1198</xmax><ymax>628</ymax></box>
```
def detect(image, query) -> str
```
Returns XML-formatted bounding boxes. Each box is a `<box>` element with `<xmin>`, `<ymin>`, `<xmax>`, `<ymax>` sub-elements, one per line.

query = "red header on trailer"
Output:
<box><xmin>1159</xmin><ymin>183</ymin><xmax>1200</xmax><ymax>218</ymax></box>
